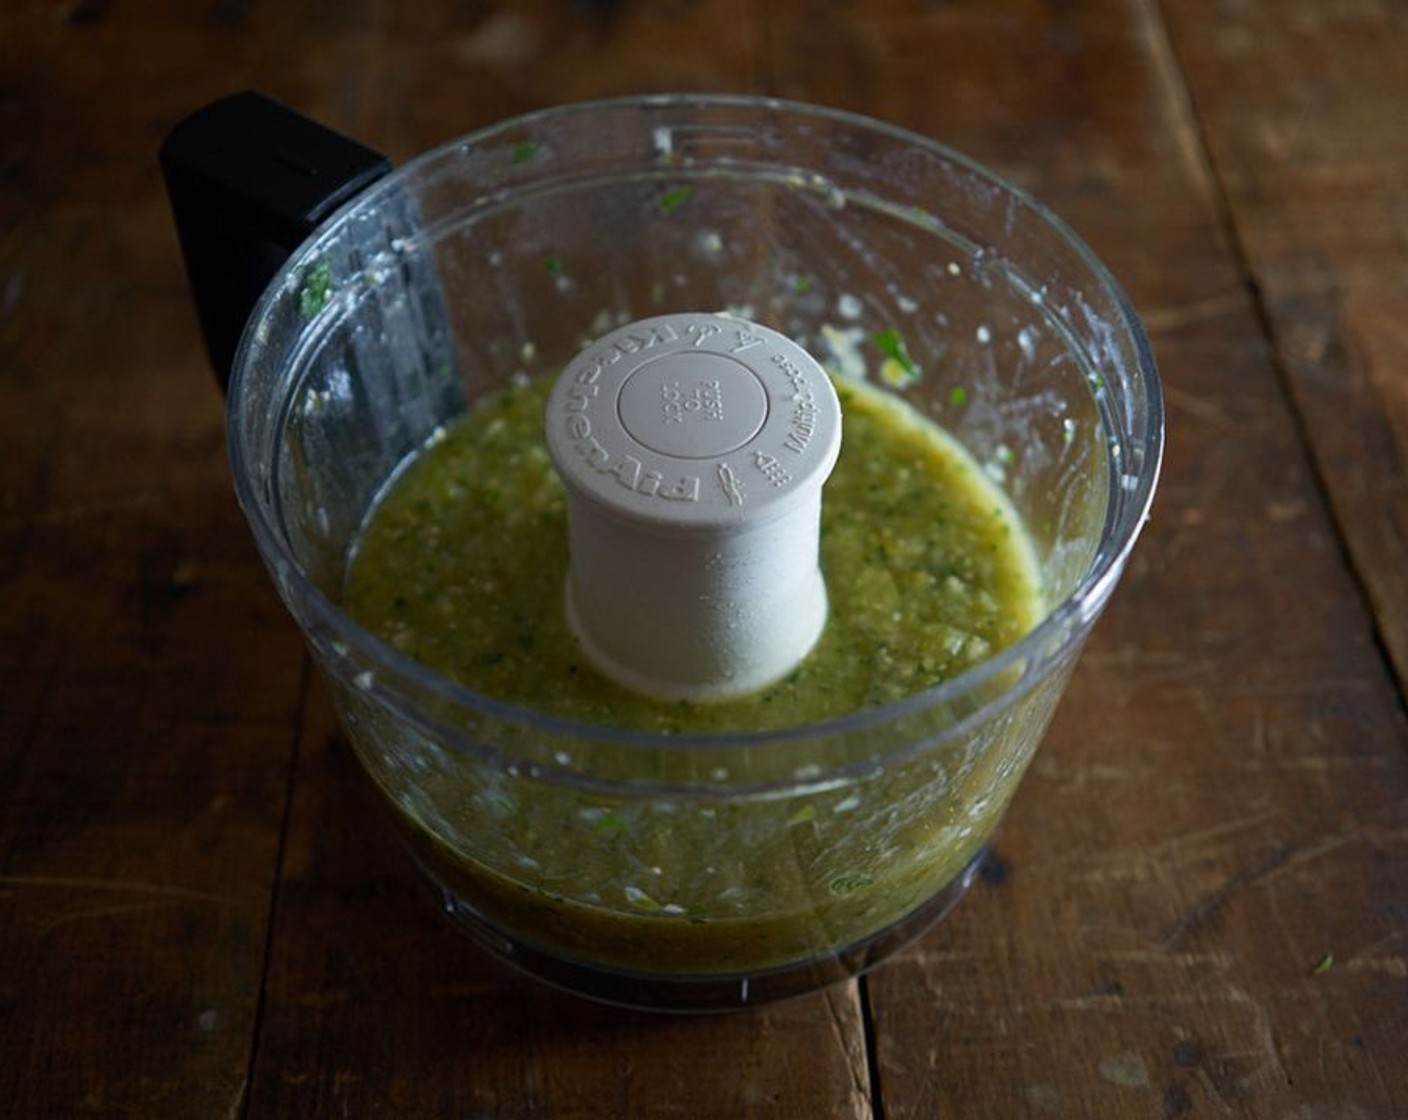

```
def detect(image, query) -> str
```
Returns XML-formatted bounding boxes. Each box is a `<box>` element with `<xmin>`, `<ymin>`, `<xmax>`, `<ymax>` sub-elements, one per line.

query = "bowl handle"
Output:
<box><xmin>159</xmin><ymin>91</ymin><xmax>392</xmax><ymax>390</ymax></box>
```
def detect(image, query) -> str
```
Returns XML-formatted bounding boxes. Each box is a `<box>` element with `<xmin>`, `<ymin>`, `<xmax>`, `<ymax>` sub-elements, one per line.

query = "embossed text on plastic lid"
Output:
<box><xmin>545</xmin><ymin>312</ymin><xmax>843</xmax><ymax>699</ymax></box>
<box><xmin>546</xmin><ymin>312</ymin><xmax>841</xmax><ymax>533</ymax></box>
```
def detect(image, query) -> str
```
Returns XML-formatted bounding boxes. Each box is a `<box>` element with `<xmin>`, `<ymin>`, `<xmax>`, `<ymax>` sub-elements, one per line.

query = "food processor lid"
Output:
<box><xmin>545</xmin><ymin>313</ymin><xmax>843</xmax><ymax>701</ymax></box>
<box><xmin>545</xmin><ymin>312</ymin><xmax>841</xmax><ymax>532</ymax></box>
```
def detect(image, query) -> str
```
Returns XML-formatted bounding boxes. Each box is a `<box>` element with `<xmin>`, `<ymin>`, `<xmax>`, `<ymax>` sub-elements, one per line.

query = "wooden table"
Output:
<box><xmin>3</xmin><ymin>2</ymin><xmax>1405</xmax><ymax>1116</ymax></box>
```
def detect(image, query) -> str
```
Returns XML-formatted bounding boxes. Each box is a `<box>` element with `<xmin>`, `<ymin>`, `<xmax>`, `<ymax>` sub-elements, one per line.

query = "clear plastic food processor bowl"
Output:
<box><xmin>227</xmin><ymin>95</ymin><xmax>1162</xmax><ymax>1011</ymax></box>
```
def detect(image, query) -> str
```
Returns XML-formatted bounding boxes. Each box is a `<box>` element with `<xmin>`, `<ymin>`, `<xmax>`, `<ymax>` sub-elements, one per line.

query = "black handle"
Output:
<box><xmin>160</xmin><ymin>91</ymin><xmax>393</xmax><ymax>390</ymax></box>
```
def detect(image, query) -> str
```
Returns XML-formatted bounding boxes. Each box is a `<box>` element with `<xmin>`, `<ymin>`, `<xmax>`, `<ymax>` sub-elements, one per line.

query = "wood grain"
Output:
<box><xmin>2</xmin><ymin>1</ymin><xmax>1406</xmax><ymax>1117</ymax></box>
<box><xmin>0</xmin><ymin>8</ymin><xmax>307</xmax><ymax>1114</ymax></box>
<box><xmin>1160</xmin><ymin>0</ymin><xmax>1408</xmax><ymax>695</ymax></box>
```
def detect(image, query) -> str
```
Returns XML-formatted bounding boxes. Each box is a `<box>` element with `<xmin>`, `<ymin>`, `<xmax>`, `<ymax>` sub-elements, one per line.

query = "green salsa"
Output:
<box><xmin>346</xmin><ymin>375</ymin><xmax>1040</xmax><ymax>731</ymax></box>
<box><xmin>338</xmin><ymin>373</ymin><xmax>1051</xmax><ymax>977</ymax></box>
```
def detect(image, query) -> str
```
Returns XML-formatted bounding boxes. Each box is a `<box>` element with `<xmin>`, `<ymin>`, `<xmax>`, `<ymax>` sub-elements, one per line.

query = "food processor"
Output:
<box><xmin>161</xmin><ymin>91</ymin><xmax>1162</xmax><ymax>1011</ymax></box>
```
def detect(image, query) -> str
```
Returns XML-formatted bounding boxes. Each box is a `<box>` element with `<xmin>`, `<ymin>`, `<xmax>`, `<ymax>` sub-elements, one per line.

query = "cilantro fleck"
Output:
<box><xmin>787</xmin><ymin>804</ymin><xmax>816</xmax><ymax>826</ymax></box>
<box><xmin>873</xmin><ymin>327</ymin><xmax>920</xmax><ymax>386</ymax></box>
<box><xmin>298</xmin><ymin>260</ymin><xmax>333</xmax><ymax>319</ymax></box>
<box><xmin>658</xmin><ymin>185</ymin><xmax>692</xmax><ymax>214</ymax></box>
<box><xmin>949</xmin><ymin>386</ymin><xmax>968</xmax><ymax>406</ymax></box>
<box><xmin>624</xmin><ymin>885</ymin><xmax>661</xmax><ymax>910</ymax></box>
<box><xmin>512</xmin><ymin>140</ymin><xmax>537</xmax><ymax>164</ymax></box>
<box><xmin>545</xmin><ymin>254</ymin><xmax>563</xmax><ymax>276</ymax></box>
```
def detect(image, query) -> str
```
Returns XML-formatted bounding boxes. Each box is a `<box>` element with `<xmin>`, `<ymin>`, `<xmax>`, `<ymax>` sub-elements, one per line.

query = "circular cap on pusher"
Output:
<box><xmin>545</xmin><ymin>312</ymin><xmax>842</xmax><ymax>701</ymax></box>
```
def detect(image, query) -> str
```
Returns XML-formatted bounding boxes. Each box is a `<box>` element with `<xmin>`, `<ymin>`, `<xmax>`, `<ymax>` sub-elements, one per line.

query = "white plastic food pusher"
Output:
<box><xmin>545</xmin><ymin>312</ymin><xmax>842</xmax><ymax>701</ymax></box>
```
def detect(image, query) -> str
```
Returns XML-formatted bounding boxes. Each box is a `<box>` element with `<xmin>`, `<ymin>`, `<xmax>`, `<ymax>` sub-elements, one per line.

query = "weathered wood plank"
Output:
<box><xmin>1161</xmin><ymin>0</ymin><xmax>1408</xmax><ymax>695</ymax></box>
<box><xmin>0</xmin><ymin>494</ymin><xmax>302</xmax><ymax>1118</ymax></box>
<box><xmin>763</xmin><ymin>1</ymin><xmax>1408</xmax><ymax>1116</ymax></box>
<box><xmin>0</xmin><ymin>2</ymin><xmax>503</xmax><ymax>1113</ymax></box>
<box><xmin>0</xmin><ymin>7</ymin><xmax>308</xmax><ymax>1115</ymax></box>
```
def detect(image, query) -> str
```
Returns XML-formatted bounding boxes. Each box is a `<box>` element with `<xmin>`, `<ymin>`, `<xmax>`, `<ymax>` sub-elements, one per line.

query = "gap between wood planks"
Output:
<box><xmin>1140</xmin><ymin>0</ymin><xmax>1408</xmax><ymax>727</ymax></box>
<box><xmin>237</xmin><ymin>653</ymin><xmax>313</xmax><ymax>1120</ymax></box>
